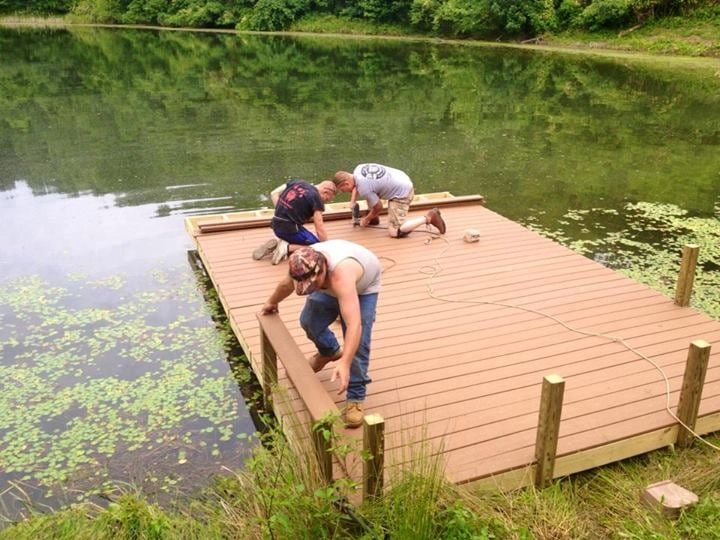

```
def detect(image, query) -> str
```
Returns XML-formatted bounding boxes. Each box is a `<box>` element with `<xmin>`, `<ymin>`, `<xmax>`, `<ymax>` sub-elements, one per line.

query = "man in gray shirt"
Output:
<box><xmin>333</xmin><ymin>163</ymin><xmax>446</xmax><ymax>237</ymax></box>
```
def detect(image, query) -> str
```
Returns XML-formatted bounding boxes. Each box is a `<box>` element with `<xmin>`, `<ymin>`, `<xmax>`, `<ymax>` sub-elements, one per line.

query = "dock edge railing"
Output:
<box><xmin>256</xmin><ymin>313</ymin><xmax>385</xmax><ymax>500</ymax></box>
<box><xmin>534</xmin><ymin>338</ymin><xmax>712</xmax><ymax>487</ymax></box>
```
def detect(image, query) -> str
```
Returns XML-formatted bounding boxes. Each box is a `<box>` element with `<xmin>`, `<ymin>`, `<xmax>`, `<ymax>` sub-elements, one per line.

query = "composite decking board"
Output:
<box><xmin>368</xmin><ymin>337</ymin><xmax>711</xmax><ymax>405</ymax></box>
<box><xmin>211</xmin><ymin>251</ymin><xmax>594</xmax><ymax>293</ymax></box>
<box><xmin>211</xmin><ymin>243</ymin><xmax>595</xmax><ymax>289</ymax></box>
<box><xmin>200</xmin><ymin>225</ymin><xmax>562</xmax><ymax>274</ymax></box>
<box><xmin>449</xmin><ymin>393</ymin><xmax>720</xmax><ymax>480</ymax></box>
<box><xmin>383</xmin><ymin>360</ymin><xmax>720</xmax><ymax>443</ymax></box>
<box><xmin>205</xmin><ymin>250</ymin><xmax>633</xmax><ymax>307</ymax></box>
<box><xmin>236</xmin><ymin>306</ymin><xmax>716</xmax><ymax>400</ymax></box>
<box><xmin>370</xmin><ymin>321</ymin><xmax>720</xmax><ymax>390</ymax></box>
<box><xmin>383</xmin><ymin>369</ymin><xmax>720</xmax><ymax>472</ymax></box>
<box><xmin>370</xmin><ymin>351</ymin><xmax>720</xmax><ymax>425</ymax></box>
<box><xmin>229</xmin><ymin>284</ymin><xmax>668</xmax><ymax>340</ymax></box>
<box><xmin>452</xmin><ymin>389</ymin><xmax>720</xmax><ymax>465</ymax></box>
<box><xmin>351</xmin><ymin>311</ymin><xmax>707</xmax><ymax>364</ymax></box>
<box><xmin>190</xmin><ymin>201</ymin><xmax>720</xmax><ymax>487</ymax></box>
<box><xmin>362</xmin><ymin>326</ymin><xmax>718</xmax><ymax>397</ymax></box>
<box><xmin>235</xmin><ymin>304</ymin><xmax>715</xmax><ymax>404</ymax></box>
<box><xmin>233</xmin><ymin>272</ymin><xmax>668</xmax><ymax>332</ymax></box>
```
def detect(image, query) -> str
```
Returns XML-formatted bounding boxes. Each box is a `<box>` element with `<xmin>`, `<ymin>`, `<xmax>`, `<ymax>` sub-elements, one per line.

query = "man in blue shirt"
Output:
<box><xmin>252</xmin><ymin>179</ymin><xmax>337</xmax><ymax>264</ymax></box>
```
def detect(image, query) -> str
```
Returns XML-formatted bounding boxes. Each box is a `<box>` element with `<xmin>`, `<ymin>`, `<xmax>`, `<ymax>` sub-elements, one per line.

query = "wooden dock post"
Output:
<box><xmin>535</xmin><ymin>374</ymin><xmax>565</xmax><ymax>488</ymax></box>
<box><xmin>674</xmin><ymin>244</ymin><xmax>699</xmax><ymax>307</ymax></box>
<box><xmin>259</xmin><ymin>326</ymin><xmax>278</xmax><ymax>413</ymax></box>
<box><xmin>676</xmin><ymin>340</ymin><xmax>711</xmax><ymax>448</ymax></box>
<box><xmin>363</xmin><ymin>414</ymin><xmax>385</xmax><ymax>500</ymax></box>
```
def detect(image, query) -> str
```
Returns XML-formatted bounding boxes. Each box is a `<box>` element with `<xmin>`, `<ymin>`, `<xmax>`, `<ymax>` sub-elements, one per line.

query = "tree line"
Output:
<box><xmin>2</xmin><ymin>0</ymin><xmax>715</xmax><ymax>39</ymax></box>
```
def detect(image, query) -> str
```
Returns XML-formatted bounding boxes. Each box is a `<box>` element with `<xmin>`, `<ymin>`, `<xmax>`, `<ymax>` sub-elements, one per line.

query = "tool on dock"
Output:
<box><xmin>352</xmin><ymin>203</ymin><xmax>361</xmax><ymax>227</ymax></box>
<box><xmin>463</xmin><ymin>228</ymin><xmax>480</xmax><ymax>243</ymax></box>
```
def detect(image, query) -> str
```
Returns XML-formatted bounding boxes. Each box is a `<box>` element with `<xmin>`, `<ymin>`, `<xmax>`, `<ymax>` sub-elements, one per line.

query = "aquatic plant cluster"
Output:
<box><xmin>523</xmin><ymin>200</ymin><xmax>720</xmax><ymax>320</ymax></box>
<box><xmin>0</xmin><ymin>267</ymin><xmax>253</xmax><ymax>509</ymax></box>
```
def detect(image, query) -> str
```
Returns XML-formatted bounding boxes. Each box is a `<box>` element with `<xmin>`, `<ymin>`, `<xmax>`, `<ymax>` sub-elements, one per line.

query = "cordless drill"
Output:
<box><xmin>351</xmin><ymin>203</ymin><xmax>361</xmax><ymax>227</ymax></box>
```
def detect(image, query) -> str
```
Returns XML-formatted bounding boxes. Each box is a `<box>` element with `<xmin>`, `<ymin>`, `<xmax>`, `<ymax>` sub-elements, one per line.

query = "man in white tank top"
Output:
<box><xmin>260</xmin><ymin>239</ymin><xmax>381</xmax><ymax>428</ymax></box>
<box><xmin>333</xmin><ymin>163</ymin><xmax>446</xmax><ymax>238</ymax></box>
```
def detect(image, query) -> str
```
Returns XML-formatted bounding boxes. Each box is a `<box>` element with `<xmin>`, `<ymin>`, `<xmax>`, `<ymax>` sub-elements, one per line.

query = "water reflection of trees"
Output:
<box><xmin>0</xmin><ymin>28</ymin><xmax>717</xmax><ymax>216</ymax></box>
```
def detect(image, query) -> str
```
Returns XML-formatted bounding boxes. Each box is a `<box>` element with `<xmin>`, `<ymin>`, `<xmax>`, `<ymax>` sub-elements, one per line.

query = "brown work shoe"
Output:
<box><xmin>343</xmin><ymin>401</ymin><xmax>364</xmax><ymax>428</ymax></box>
<box><xmin>426</xmin><ymin>208</ymin><xmax>446</xmax><ymax>234</ymax></box>
<box><xmin>309</xmin><ymin>349</ymin><xmax>342</xmax><ymax>373</ymax></box>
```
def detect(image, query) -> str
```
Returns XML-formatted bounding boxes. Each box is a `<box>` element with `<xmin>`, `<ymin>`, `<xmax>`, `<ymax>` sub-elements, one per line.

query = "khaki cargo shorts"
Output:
<box><xmin>387</xmin><ymin>189</ymin><xmax>415</xmax><ymax>230</ymax></box>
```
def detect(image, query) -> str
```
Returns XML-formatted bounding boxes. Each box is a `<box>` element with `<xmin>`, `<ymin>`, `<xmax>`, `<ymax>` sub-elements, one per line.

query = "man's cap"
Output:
<box><xmin>288</xmin><ymin>247</ymin><xmax>324</xmax><ymax>295</ymax></box>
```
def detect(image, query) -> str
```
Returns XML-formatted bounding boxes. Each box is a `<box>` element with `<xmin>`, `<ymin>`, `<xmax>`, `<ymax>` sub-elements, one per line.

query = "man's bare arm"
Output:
<box><xmin>270</xmin><ymin>183</ymin><xmax>287</xmax><ymax>207</ymax></box>
<box><xmin>361</xmin><ymin>200</ymin><xmax>383</xmax><ymax>228</ymax></box>
<box><xmin>312</xmin><ymin>209</ymin><xmax>329</xmax><ymax>241</ymax></box>
<box><xmin>328</xmin><ymin>260</ymin><xmax>363</xmax><ymax>394</ymax></box>
<box><xmin>260</xmin><ymin>275</ymin><xmax>294</xmax><ymax>314</ymax></box>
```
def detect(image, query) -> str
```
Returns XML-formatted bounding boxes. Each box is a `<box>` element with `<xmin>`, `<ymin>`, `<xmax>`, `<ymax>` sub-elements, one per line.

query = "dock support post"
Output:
<box><xmin>534</xmin><ymin>374</ymin><xmax>565</xmax><ymax>488</ymax></box>
<box><xmin>311</xmin><ymin>419</ymin><xmax>334</xmax><ymax>484</ymax></box>
<box><xmin>259</xmin><ymin>326</ymin><xmax>277</xmax><ymax>414</ymax></box>
<box><xmin>363</xmin><ymin>414</ymin><xmax>385</xmax><ymax>500</ymax></box>
<box><xmin>676</xmin><ymin>340</ymin><xmax>711</xmax><ymax>448</ymax></box>
<box><xmin>674</xmin><ymin>244</ymin><xmax>699</xmax><ymax>307</ymax></box>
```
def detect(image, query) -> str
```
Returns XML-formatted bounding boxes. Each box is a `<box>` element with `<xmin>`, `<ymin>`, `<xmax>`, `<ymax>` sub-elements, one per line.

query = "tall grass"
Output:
<box><xmin>2</xmin><ymin>429</ymin><xmax>720</xmax><ymax>538</ymax></box>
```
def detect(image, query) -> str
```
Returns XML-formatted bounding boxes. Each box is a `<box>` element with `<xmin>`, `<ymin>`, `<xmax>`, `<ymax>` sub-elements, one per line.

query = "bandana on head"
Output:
<box><xmin>288</xmin><ymin>247</ymin><xmax>323</xmax><ymax>295</ymax></box>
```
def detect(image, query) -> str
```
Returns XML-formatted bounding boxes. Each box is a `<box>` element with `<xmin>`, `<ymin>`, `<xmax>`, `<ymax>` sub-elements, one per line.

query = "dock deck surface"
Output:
<box><xmin>186</xmin><ymin>196</ymin><xmax>719</xmax><ymax>489</ymax></box>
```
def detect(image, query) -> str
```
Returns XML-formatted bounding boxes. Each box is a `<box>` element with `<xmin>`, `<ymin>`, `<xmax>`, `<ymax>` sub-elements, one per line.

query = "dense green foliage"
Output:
<box><xmin>2</xmin><ymin>0</ymin><xmax>718</xmax><ymax>39</ymax></box>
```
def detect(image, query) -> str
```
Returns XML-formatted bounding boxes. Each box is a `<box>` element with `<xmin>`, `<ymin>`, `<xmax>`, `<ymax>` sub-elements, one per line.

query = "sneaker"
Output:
<box><xmin>309</xmin><ymin>349</ymin><xmax>342</xmax><ymax>373</ymax></box>
<box><xmin>426</xmin><ymin>207</ymin><xmax>446</xmax><ymax>234</ymax></box>
<box><xmin>271</xmin><ymin>240</ymin><xmax>289</xmax><ymax>265</ymax></box>
<box><xmin>252</xmin><ymin>238</ymin><xmax>278</xmax><ymax>260</ymax></box>
<box><xmin>343</xmin><ymin>401</ymin><xmax>364</xmax><ymax>429</ymax></box>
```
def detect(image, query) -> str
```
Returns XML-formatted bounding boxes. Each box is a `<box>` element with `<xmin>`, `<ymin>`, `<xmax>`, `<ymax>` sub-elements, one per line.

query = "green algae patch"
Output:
<box><xmin>0</xmin><ymin>266</ymin><xmax>255</xmax><ymax>505</ymax></box>
<box><xmin>522</xmin><ymin>201</ymin><xmax>720</xmax><ymax>319</ymax></box>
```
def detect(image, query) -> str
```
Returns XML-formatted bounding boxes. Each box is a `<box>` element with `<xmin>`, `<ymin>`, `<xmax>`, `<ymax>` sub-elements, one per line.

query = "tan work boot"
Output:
<box><xmin>343</xmin><ymin>401</ymin><xmax>364</xmax><ymax>428</ymax></box>
<box><xmin>309</xmin><ymin>349</ymin><xmax>342</xmax><ymax>373</ymax></box>
<box><xmin>425</xmin><ymin>207</ymin><xmax>446</xmax><ymax>234</ymax></box>
<box><xmin>252</xmin><ymin>238</ymin><xmax>278</xmax><ymax>260</ymax></box>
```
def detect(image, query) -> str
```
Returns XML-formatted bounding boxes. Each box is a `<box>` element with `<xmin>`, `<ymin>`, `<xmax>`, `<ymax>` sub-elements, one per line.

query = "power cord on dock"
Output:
<box><xmin>415</xmin><ymin>234</ymin><xmax>720</xmax><ymax>452</ymax></box>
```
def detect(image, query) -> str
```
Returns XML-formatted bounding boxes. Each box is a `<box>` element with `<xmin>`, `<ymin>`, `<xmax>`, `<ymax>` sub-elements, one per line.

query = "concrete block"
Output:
<box><xmin>642</xmin><ymin>480</ymin><xmax>698</xmax><ymax>519</ymax></box>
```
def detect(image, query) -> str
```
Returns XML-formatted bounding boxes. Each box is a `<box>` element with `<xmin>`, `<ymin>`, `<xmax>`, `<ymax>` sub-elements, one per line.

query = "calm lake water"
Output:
<box><xmin>1</xmin><ymin>25</ymin><xmax>718</xmax><ymax>519</ymax></box>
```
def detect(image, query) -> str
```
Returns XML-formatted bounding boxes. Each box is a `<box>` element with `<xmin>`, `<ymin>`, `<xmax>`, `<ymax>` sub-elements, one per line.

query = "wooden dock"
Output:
<box><xmin>185</xmin><ymin>194</ymin><xmax>719</xmax><ymax>491</ymax></box>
